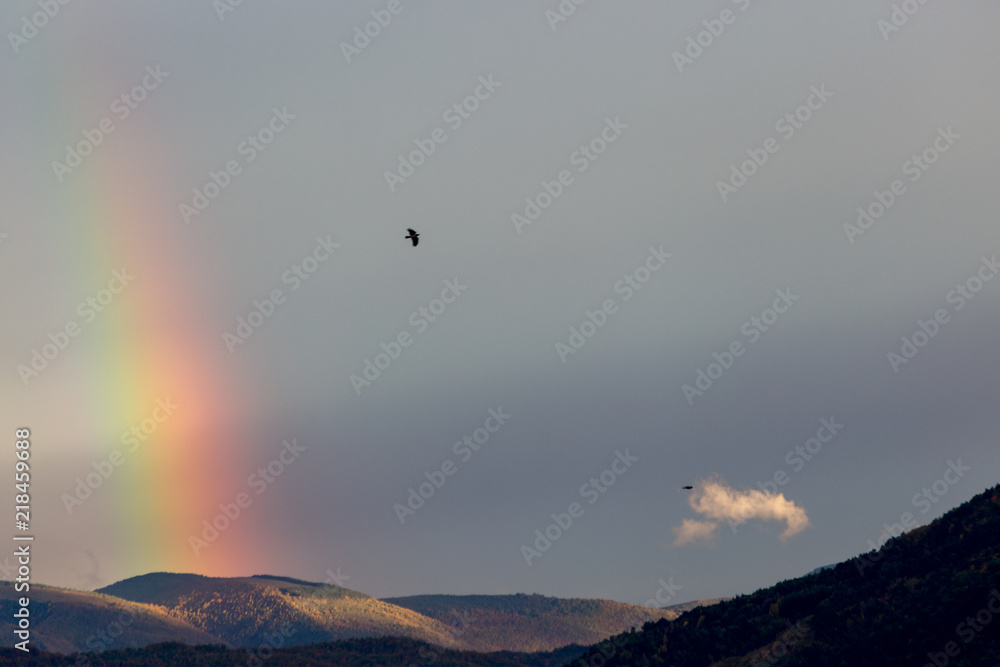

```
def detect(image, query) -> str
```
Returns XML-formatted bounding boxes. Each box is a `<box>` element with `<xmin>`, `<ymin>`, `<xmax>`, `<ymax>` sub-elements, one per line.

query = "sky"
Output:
<box><xmin>1</xmin><ymin>0</ymin><xmax>999</xmax><ymax>609</ymax></box>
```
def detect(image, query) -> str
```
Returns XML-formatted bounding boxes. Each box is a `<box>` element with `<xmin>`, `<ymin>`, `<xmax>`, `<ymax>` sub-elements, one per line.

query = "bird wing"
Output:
<box><xmin>412</xmin><ymin>236</ymin><xmax>419</xmax><ymax>246</ymax></box>
<box><xmin>407</xmin><ymin>228</ymin><xmax>417</xmax><ymax>235</ymax></box>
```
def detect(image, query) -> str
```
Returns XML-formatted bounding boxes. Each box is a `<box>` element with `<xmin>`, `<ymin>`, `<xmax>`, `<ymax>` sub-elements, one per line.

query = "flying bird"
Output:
<box><xmin>405</xmin><ymin>228</ymin><xmax>420</xmax><ymax>246</ymax></box>
<box><xmin>681</xmin><ymin>486</ymin><xmax>693</xmax><ymax>490</ymax></box>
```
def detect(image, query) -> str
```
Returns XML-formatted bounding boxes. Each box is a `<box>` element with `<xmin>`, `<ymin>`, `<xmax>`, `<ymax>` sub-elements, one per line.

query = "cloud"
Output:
<box><xmin>672</xmin><ymin>478</ymin><xmax>810</xmax><ymax>546</ymax></box>
<box><xmin>672</xmin><ymin>519</ymin><xmax>718</xmax><ymax>546</ymax></box>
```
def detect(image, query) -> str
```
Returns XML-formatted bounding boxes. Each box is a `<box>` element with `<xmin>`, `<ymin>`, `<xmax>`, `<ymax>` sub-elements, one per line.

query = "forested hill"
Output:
<box><xmin>574</xmin><ymin>483</ymin><xmax>1000</xmax><ymax>666</ymax></box>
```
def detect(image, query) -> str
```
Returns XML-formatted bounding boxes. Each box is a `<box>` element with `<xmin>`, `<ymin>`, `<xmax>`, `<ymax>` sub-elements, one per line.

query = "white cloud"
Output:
<box><xmin>672</xmin><ymin>519</ymin><xmax>718</xmax><ymax>546</ymax></box>
<box><xmin>672</xmin><ymin>478</ymin><xmax>810</xmax><ymax>546</ymax></box>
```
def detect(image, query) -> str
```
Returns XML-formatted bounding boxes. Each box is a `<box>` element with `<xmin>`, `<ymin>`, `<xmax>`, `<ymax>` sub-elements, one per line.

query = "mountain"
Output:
<box><xmin>382</xmin><ymin>592</ymin><xmax>678</xmax><ymax>651</ymax></box>
<box><xmin>1</xmin><ymin>572</ymin><xmax>676</xmax><ymax>656</ymax></box>
<box><xmin>17</xmin><ymin>481</ymin><xmax>998</xmax><ymax>665</ymax></box>
<box><xmin>96</xmin><ymin>573</ymin><xmax>482</xmax><ymax>649</ymax></box>
<box><xmin>0</xmin><ymin>582</ymin><xmax>220</xmax><ymax>654</ymax></box>
<box><xmin>575</xmin><ymin>483</ymin><xmax>1000</xmax><ymax>666</ymax></box>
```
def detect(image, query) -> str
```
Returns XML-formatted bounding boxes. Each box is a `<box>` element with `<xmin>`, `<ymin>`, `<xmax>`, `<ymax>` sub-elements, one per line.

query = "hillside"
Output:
<box><xmin>98</xmin><ymin>573</ymin><xmax>465</xmax><ymax>649</ymax></box>
<box><xmin>575</xmin><ymin>483</ymin><xmax>1000</xmax><ymax>666</ymax></box>
<box><xmin>0</xmin><ymin>572</ymin><xmax>678</xmax><ymax>656</ymax></box>
<box><xmin>0</xmin><ymin>582</ymin><xmax>221</xmax><ymax>654</ymax></box>
<box><xmin>382</xmin><ymin>592</ymin><xmax>678</xmax><ymax>652</ymax></box>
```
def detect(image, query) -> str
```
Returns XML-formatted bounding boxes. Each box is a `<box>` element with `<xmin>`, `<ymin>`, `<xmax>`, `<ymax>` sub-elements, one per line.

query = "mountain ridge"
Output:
<box><xmin>2</xmin><ymin>574</ymin><xmax>680</xmax><ymax>655</ymax></box>
<box><xmin>382</xmin><ymin>592</ymin><xmax>690</xmax><ymax>652</ymax></box>
<box><xmin>574</xmin><ymin>482</ymin><xmax>1000</xmax><ymax>666</ymax></box>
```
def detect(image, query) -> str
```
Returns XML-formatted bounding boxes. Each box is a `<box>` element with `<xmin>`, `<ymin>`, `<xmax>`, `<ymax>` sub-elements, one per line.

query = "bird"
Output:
<box><xmin>405</xmin><ymin>228</ymin><xmax>420</xmax><ymax>246</ymax></box>
<box><xmin>681</xmin><ymin>486</ymin><xmax>693</xmax><ymax>490</ymax></box>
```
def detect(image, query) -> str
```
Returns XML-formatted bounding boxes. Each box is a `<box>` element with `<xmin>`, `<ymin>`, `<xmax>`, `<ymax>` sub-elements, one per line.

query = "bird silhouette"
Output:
<box><xmin>405</xmin><ymin>228</ymin><xmax>420</xmax><ymax>246</ymax></box>
<box><xmin>681</xmin><ymin>486</ymin><xmax>693</xmax><ymax>490</ymax></box>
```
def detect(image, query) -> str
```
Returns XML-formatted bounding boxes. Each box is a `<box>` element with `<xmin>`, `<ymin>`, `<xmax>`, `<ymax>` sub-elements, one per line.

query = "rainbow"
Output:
<box><xmin>53</xmin><ymin>108</ymin><xmax>261</xmax><ymax>579</ymax></box>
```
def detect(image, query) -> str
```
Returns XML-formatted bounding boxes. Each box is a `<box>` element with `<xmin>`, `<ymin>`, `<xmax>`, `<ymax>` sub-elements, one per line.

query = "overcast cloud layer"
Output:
<box><xmin>1</xmin><ymin>1</ymin><xmax>999</xmax><ymax>606</ymax></box>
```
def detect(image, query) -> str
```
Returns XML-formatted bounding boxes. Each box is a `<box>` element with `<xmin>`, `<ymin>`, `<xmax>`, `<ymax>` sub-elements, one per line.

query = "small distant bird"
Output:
<box><xmin>681</xmin><ymin>486</ymin><xmax>693</xmax><ymax>490</ymax></box>
<box><xmin>405</xmin><ymin>228</ymin><xmax>420</xmax><ymax>246</ymax></box>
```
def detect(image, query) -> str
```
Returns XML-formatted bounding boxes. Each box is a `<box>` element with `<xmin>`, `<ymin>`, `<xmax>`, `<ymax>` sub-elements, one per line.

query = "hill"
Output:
<box><xmin>575</xmin><ymin>483</ymin><xmax>1000</xmax><ymax>666</ymax></box>
<box><xmin>382</xmin><ymin>593</ymin><xmax>677</xmax><ymax>652</ymax></box>
<box><xmin>97</xmin><ymin>573</ymin><xmax>467</xmax><ymax>649</ymax></box>
<box><xmin>0</xmin><ymin>582</ymin><xmax>221</xmax><ymax>654</ymax></box>
<box><xmin>1</xmin><ymin>573</ymin><xmax>677</xmax><ymax>656</ymax></box>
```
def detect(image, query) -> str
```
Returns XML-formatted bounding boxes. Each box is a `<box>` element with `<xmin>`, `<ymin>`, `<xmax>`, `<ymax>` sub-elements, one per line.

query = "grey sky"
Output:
<box><xmin>1</xmin><ymin>1</ymin><xmax>998</xmax><ymax>606</ymax></box>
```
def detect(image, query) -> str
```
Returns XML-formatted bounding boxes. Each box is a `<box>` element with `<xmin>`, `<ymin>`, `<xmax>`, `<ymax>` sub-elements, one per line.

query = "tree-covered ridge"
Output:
<box><xmin>383</xmin><ymin>593</ymin><xmax>678</xmax><ymax>651</ymax></box>
<box><xmin>574</xmin><ymin>483</ymin><xmax>1000</xmax><ymax>666</ymax></box>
